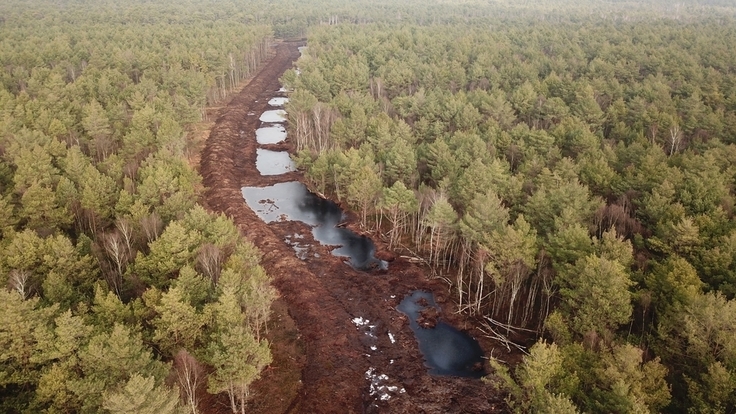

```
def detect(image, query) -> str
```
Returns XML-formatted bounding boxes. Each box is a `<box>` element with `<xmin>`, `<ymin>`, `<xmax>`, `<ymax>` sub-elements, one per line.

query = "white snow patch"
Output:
<box><xmin>284</xmin><ymin>236</ymin><xmax>309</xmax><ymax>260</ymax></box>
<box><xmin>365</xmin><ymin>368</ymin><xmax>402</xmax><ymax>402</ymax></box>
<box><xmin>352</xmin><ymin>317</ymin><xmax>370</xmax><ymax>327</ymax></box>
<box><xmin>292</xmin><ymin>246</ymin><xmax>308</xmax><ymax>260</ymax></box>
<box><xmin>388</xmin><ymin>332</ymin><xmax>396</xmax><ymax>344</ymax></box>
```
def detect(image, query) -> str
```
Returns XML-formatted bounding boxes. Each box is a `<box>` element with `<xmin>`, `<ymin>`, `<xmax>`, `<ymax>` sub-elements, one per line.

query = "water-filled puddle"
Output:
<box><xmin>396</xmin><ymin>291</ymin><xmax>485</xmax><ymax>377</ymax></box>
<box><xmin>255</xmin><ymin>149</ymin><xmax>296</xmax><ymax>175</ymax></box>
<box><xmin>242</xmin><ymin>181</ymin><xmax>387</xmax><ymax>270</ymax></box>
<box><xmin>268</xmin><ymin>97</ymin><xmax>289</xmax><ymax>106</ymax></box>
<box><xmin>256</xmin><ymin>125</ymin><xmax>287</xmax><ymax>144</ymax></box>
<box><xmin>259</xmin><ymin>110</ymin><xmax>286</xmax><ymax>123</ymax></box>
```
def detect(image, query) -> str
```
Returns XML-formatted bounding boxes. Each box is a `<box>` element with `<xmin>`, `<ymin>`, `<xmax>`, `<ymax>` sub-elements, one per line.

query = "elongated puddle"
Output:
<box><xmin>397</xmin><ymin>291</ymin><xmax>485</xmax><ymax>377</ymax></box>
<box><xmin>242</xmin><ymin>181</ymin><xmax>387</xmax><ymax>270</ymax></box>
<box><xmin>256</xmin><ymin>149</ymin><xmax>296</xmax><ymax>175</ymax></box>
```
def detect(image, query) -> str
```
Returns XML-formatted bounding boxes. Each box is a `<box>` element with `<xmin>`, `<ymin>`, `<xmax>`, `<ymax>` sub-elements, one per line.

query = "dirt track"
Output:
<box><xmin>200</xmin><ymin>40</ymin><xmax>506</xmax><ymax>414</ymax></box>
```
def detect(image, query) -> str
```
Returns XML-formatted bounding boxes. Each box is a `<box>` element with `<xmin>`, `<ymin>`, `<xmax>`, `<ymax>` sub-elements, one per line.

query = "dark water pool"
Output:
<box><xmin>242</xmin><ymin>181</ymin><xmax>387</xmax><ymax>271</ymax></box>
<box><xmin>397</xmin><ymin>291</ymin><xmax>485</xmax><ymax>377</ymax></box>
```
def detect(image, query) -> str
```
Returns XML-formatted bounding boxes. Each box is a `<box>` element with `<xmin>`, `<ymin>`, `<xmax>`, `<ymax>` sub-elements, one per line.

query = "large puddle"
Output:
<box><xmin>259</xmin><ymin>109</ymin><xmax>287</xmax><ymax>123</ymax></box>
<box><xmin>256</xmin><ymin>125</ymin><xmax>287</xmax><ymax>144</ymax></box>
<box><xmin>255</xmin><ymin>149</ymin><xmax>296</xmax><ymax>175</ymax></box>
<box><xmin>268</xmin><ymin>97</ymin><xmax>289</xmax><ymax>106</ymax></box>
<box><xmin>397</xmin><ymin>291</ymin><xmax>485</xmax><ymax>377</ymax></box>
<box><xmin>242</xmin><ymin>181</ymin><xmax>387</xmax><ymax>270</ymax></box>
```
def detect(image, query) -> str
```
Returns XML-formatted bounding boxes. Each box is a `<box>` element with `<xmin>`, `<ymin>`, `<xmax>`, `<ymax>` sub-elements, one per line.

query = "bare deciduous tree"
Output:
<box><xmin>196</xmin><ymin>243</ymin><xmax>223</xmax><ymax>285</ymax></box>
<box><xmin>174</xmin><ymin>349</ymin><xmax>202</xmax><ymax>414</ymax></box>
<box><xmin>103</xmin><ymin>231</ymin><xmax>129</xmax><ymax>295</ymax></box>
<box><xmin>8</xmin><ymin>269</ymin><xmax>31</xmax><ymax>299</ymax></box>
<box><xmin>311</xmin><ymin>102</ymin><xmax>334</xmax><ymax>152</ymax></box>
<box><xmin>141</xmin><ymin>213</ymin><xmax>163</xmax><ymax>244</ymax></box>
<box><xmin>668</xmin><ymin>123</ymin><xmax>682</xmax><ymax>156</ymax></box>
<box><xmin>115</xmin><ymin>217</ymin><xmax>136</xmax><ymax>257</ymax></box>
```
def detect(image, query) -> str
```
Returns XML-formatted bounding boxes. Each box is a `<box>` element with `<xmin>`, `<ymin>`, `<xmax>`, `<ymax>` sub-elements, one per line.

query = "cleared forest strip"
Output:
<box><xmin>200</xmin><ymin>40</ymin><xmax>366</xmax><ymax>414</ymax></box>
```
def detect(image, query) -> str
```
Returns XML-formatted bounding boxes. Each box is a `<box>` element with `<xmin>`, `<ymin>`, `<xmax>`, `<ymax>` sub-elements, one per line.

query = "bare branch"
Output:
<box><xmin>102</xmin><ymin>231</ymin><xmax>129</xmax><ymax>296</ymax></box>
<box><xmin>115</xmin><ymin>217</ymin><xmax>135</xmax><ymax>257</ymax></box>
<box><xmin>140</xmin><ymin>213</ymin><xmax>163</xmax><ymax>244</ymax></box>
<box><xmin>668</xmin><ymin>123</ymin><xmax>682</xmax><ymax>157</ymax></box>
<box><xmin>174</xmin><ymin>349</ymin><xmax>202</xmax><ymax>414</ymax></box>
<box><xmin>8</xmin><ymin>269</ymin><xmax>31</xmax><ymax>299</ymax></box>
<box><xmin>196</xmin><ymin>243</ymin><xmax>223</xmax><ymax>285</ymax></box>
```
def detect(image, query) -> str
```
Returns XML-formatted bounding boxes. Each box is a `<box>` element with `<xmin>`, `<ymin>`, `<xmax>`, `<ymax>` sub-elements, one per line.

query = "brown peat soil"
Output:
<box><xmin>199</xmin><ymin>39</ymin><xmax>510</xmax><ymax>414</ymax></box>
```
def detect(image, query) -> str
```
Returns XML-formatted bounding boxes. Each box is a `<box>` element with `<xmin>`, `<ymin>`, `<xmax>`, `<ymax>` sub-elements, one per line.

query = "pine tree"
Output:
<box><xmin>153</xmin><ymin>287</ymin><xmax>206</xmax><ymax>356</ymax></box>
<box><xmin>102</xmin><ymin>374</ymin><xmax>180</xmax><ymax>414</ymax></box>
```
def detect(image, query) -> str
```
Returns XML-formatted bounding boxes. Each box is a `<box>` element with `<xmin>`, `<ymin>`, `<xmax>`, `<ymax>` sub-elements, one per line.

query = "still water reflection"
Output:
<box><xmin>242</xmin><ymin>181</ymin><xmax>387</xmax><ymax>270</ymax></box>
<box><xmin>256</xmin><ymin>125</ymin><xmax>287</xmax><ymax>144</ymax></box>
<box><xmin>255</xmin><ymin>149</ymin><xmax>296</xmax><ymax>175</ymax></box>
<box><xmin>397</xmin><ymin>291</ymin><xmax>485</xmax><ymax>377</ymax></box>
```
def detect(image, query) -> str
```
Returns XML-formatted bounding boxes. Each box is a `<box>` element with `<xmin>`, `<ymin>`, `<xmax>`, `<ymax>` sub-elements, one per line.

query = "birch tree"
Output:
<box><xmin>206</xmin><ymin>281</ymin><xmax>272</xmax><ymax>414</ymax></box>
<box><xmin>174</xmin><ymin>350</ymin><xmax>202</xmax><ymax>414</ymax></box>
<box><xmin>423</xmin><ymin>193</ymin><xmax>458</xmax><ymax>270</ymax></box>
<box><xmin>207</xmin><ymin>325</ymin><xmax>271</xmax><ymax>414</ymax></box>
<box><xmin>380</xmin><ymin>181</ymin><xmax>418</xmax><ymax>249</ymax></box>
<box><xmin>485</xmin><ymin>216</ymin><xmax>538</xmax><ymax>327</ymax></box>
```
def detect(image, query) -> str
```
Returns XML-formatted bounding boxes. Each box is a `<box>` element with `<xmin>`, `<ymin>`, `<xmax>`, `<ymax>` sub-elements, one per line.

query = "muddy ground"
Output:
<box><xmin>199</xmin><ymin>40</ymin><xmax>510</xmax><ymax>414</ymax></box>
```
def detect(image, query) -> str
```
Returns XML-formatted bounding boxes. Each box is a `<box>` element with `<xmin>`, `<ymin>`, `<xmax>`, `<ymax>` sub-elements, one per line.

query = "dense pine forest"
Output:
<box><xmin>1</xmin><ymin>0</ymin><xmax>736</xmax><ymax>413</ymax></box>
<box><xmin>286</xmin><ymin>9</ymin><xmax>736</xmax><ymax>414</ymax></box>
<box><xmin>0</xmin><ymin>1</ymin><xmax>277</xmax><ymax>412</ymax></box>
